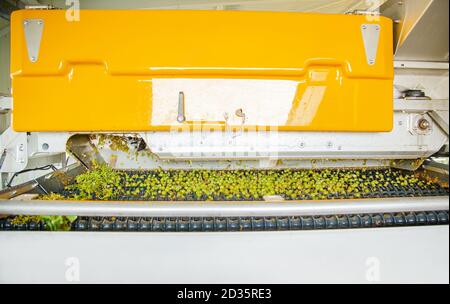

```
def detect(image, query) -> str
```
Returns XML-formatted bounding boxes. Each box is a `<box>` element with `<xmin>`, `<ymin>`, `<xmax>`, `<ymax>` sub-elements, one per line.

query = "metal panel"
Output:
<box><xmin>382</xmin><ymin>0</ymin><xmax>449</xmax><ymax>62</ymax></box>
<box><xmin>139</xmin><ymin>111</ymin><xmax>447</xmax><ymax>161</ymax></box>
<box><xmin>11</xmin><ymin>10</ymin><xmax>394</xmax><ymax>132</ymax></box>
<box><xmin>0</xmin><ymin>226</ymin><xmax>448</xmax><ymax>283</ymax></box>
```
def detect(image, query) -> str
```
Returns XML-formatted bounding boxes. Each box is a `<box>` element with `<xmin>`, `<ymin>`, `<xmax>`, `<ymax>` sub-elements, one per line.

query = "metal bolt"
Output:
<box><xmin>30</xmin><ymin>56</ymin><xmax>37</xmax><ymax>62</ymax></box>
<box><xmin>23</xmin><ymin>21</ymin><xmax>28</xmax><ymax>26</ymax></box>
<box><xmin>418</xmin><ymin>118</ymin><xmax>431</xmax><ymax>131</ymax></box>
<box><xmin>235</xmin><ymin>108</ymin><xmax>245</xmax><ymax>118</ymax></box>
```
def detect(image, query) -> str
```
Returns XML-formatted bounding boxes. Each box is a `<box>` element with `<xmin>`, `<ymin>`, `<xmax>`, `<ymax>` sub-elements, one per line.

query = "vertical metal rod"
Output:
<box><xmin>0</xmin><ymin>150</ymin><xmax>6</xmax><ymax>169</ymax></box>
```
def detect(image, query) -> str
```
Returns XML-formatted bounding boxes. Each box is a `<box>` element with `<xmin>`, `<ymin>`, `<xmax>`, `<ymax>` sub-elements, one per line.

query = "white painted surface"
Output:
<box><xmin>0</xmin><ymin>226</ymin><xmax>448</xmax><ymax>284</ymax></box>
<box><xmin>142</xmin><ymin>110</ymin><xmax>448</xmax><ymax>161</ymax></box>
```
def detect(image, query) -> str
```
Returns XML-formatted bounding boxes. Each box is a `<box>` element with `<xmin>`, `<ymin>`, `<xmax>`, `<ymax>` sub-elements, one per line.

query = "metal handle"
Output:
<box><xmin>177</xmin><ymin>92</ymin><xmax>186</xmax><ymax>123</ymax></box>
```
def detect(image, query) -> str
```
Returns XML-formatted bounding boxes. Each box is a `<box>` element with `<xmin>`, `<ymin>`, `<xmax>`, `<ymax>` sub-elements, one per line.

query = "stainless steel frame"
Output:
<box><xmin>0</xmin><ymin>197</ymin><xmax>448</xmax><ymax>217</ymax></box>
<box><xmin>0</xmin><ymin>159</ymin><xmax>448</xmax><ymax>218</ymax></box>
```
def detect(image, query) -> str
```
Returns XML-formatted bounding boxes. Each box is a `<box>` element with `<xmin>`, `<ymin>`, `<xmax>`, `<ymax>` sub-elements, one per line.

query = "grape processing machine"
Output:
<box><xmin>0</xmin><ymin>2</ymin><xmax>448</xmax><ymax>283</ymax></box>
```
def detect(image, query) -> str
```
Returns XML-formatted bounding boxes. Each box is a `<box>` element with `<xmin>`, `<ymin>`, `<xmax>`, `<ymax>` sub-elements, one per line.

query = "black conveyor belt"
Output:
<box><xmin>1</xmin><ymin>211</ymin><xmax>448</xmax><ymax>232</ymax></box>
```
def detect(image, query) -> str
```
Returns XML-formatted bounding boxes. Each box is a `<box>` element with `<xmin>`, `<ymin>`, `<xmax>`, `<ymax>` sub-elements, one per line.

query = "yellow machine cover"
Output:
<box><xmin>11</xmin><ymin>10</ymin><xmax>394</xmax><ymax>132</ymax></box>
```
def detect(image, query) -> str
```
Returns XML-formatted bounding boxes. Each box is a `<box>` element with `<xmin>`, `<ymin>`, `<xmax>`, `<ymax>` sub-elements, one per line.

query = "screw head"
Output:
<box><xmin>418</xmin><ymin>118</ymin><xmax>431</xmax><ymax>131</ymax></box>
<box><xmin>235</xmin><ymin>108</ymin><xmax>245</xmax><ymax>118</ymax></box>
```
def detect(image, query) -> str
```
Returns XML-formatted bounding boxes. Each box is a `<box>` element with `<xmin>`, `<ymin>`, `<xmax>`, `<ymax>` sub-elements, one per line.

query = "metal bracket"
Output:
<box><xmin>24</xmin><ymin>5</ymin><xmax>56</xmax><ymax>10</ymax></box>
<box><xmin>23</xmin><ymin>19</ymin><xmax>44</xmax><ymax>63</ymax></box>
<box><xmin>0</xmin><ymin>128</ymin><xmax>28</xmax><ymax>173</ymax></box>
<box><xmin>0</xmin><ymin>150</ymin><xmax>6</xmax><ymax>170</ymax></box>
<box><xmin>361</xmin><ymin>24</ymin><xmax>380</xmax><ymax>66</ymax></box>
<box><xmin>428</xmin><ymin>111</ymin><xmax>449</xmax><ymax>136</ymax></box>
<box><xmin>390</xmin><ymin>159</ymin><xmax>425</xmax><ymax>171</ymax></box>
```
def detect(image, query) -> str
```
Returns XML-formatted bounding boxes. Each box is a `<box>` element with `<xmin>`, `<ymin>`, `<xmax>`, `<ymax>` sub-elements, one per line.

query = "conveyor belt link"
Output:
<box><xmin>1</xmin><ymin>211</ymin><xmax>449</xmax><ymax>232</ymax></box>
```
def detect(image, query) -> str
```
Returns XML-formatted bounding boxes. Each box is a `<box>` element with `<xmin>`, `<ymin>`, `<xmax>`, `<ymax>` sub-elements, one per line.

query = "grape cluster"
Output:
<box><xmin>50</xmin><ymin>164</ymin><xmax>447</xmax><ymax>201</ymax></box>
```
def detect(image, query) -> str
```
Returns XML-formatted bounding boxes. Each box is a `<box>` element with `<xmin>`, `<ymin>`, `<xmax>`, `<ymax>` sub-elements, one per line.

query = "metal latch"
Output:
<box><xmin>23</xmin><ymin>19</ymin><xmax>44</xmax><ymax>63</ymax></box>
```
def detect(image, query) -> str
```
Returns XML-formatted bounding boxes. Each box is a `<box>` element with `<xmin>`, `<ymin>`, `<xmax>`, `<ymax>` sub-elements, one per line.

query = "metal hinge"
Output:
<box><xmin>0</xmin><ymin>96</ymin><xmax>12</xmax><ymax>111</ymax></box>
<box><xmin>346</xmin><ymin>10</ymin><xmax>381</xmax><ymax>16</ymax></box>
<box><xmin>25</xmin><ymin>5</ymin><xmax>57</xmax><ymax>10</ymax></box>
